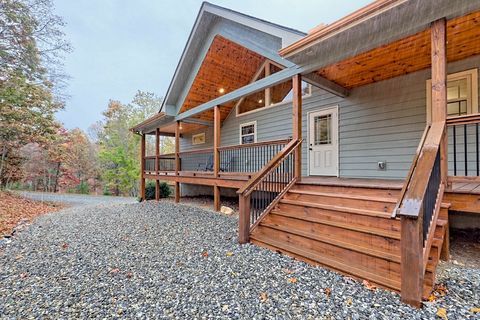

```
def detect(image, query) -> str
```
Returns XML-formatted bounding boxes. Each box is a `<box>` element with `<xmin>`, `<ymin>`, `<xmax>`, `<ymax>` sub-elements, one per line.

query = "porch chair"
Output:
<box><xmin>197</xmin><ymin>154</ymin><xmax>214</xmax><ymax>171</ymax></box>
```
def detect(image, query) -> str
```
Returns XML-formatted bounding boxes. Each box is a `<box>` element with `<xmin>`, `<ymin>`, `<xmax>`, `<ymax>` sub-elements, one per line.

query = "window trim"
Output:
<box><xmin>239</xmin><ymin>121</ymin><xmax>257</xmax><ymax>145</ymax></box>
<box><xmin>235</xmin><ymin>60</ymin><xmax>312</xmax><ymax>118</ymax></box>
<box><xmin>426</xmin><ymin>68</ymin><xmax>478</xmax><ymax>123</ymax></box>
<box><xmin>192</xmin><ymin>132</ymin><xmax>206</xmax><ymax>145</ymax></box>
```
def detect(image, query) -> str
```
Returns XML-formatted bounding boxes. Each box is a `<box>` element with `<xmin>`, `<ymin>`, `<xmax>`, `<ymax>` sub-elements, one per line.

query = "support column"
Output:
<box><xmin>140</xmin><ymin>133</ymin><xmax>146</xmax><ymax>201</ymax></box>
<box><xmin>431</xmin><ymin>18</ymin><xmax>448</xmax><ymax>184</ymax></box>
<box><xmin>155</xmin><ymin>128</ymin><xmax>160</xmax><ymax>201</ymax></box>
<box><xmin>213</xmin><ymin>106</ymin><xmax>221</xmax><ymax>211</ymax></box>
<box><xmin>175</xmin><ymin>121</ymin><xmax>180</xmax><ymax>203</ymax></box>
<box><xmin>292</xmin><ymin>74</ymin><xmax>302</xmax><ymax>179</ymax></box>
<box><xmin>264</xmin><ymin>62</ymin><xmax>271</xmax><ymax>107</ymax></box>
<box><xmin>400</xmin><ymin>214</ymin><xmax>424</xmax><ymax>308</ymax></box>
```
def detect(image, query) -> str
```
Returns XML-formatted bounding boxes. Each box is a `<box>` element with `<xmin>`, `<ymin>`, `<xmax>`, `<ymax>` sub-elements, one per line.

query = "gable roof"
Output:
<box><xmin>160</xmin><ymin>2</ymin><xmax>305</xmax><ymax>115</ymax></box>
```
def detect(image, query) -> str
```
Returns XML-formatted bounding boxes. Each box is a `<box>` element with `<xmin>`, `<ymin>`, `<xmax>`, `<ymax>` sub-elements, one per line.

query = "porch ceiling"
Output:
<box><xmin>315</xmin><ymin>11</ymin><xmax>480</xmax><ymax>89</ymax></box>
<box><xmin>179</xmin><ymin>35</ymin><xmax>266</xmax><ymax>122</ymax></box>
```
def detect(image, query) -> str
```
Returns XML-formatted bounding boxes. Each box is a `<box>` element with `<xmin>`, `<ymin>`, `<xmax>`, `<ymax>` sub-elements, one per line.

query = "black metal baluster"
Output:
<box><xmin>464</xmin><ymin>124</ymin><xmax>468</xmax><ymax>176</ymax></box>
<box><xmin>453</xmin><ymin>125</ymin><xmax>457</xmax><ymax>176</ymax></box>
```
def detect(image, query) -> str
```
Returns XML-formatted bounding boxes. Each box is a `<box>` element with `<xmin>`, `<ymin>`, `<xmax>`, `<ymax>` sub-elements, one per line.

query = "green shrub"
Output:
<box><xmin>103</xmin><ymin>186</ymin><xmax>112</xmax><ymax>196</ymax></box>
<box><xmin>76</xmin><ymin>181</ymin><xmax>90</xmax><ymax>194</ymax></box>
<box><xmin>145</xmin><ymin>181</ymin><xmax>171</xmax><ymax>200</ymax></box>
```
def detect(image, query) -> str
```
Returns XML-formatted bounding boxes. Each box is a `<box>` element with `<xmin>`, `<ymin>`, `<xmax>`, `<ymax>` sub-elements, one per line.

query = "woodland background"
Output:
<box><xmin>0</xmin><ymin>0</ymin><xmax>172</xmax><ymax>197</ymax></box>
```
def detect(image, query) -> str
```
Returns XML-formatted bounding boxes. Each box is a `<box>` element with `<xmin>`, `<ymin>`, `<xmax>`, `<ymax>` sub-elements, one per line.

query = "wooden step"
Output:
<box><xmin>294</xmin><ymin>182</ymin><xmax>400</xmax><ymax>198</ymax></box>
<box><xmin>279</xmin><ymin>198</ymin><xmax>394</xmax><ymax>219</ymax></box>
<box><xmin>284</xmin><ymin>191</ymin><xmax>396</xmax><ymax>212</ymax></box>
<box><xmin>288</xmin><ymin>188</ymin><xmax>398</xmax><ymax>203</ymax></box>
<box><xmin>251</xmin><ymin>232</ymin><xmax>401</xmax><ymax>291</ymax></box>
<box><xmin>259</xmin><ymin>221</ymin><xmax>401</xmax><ymax>263</ymax></box>
<box><xmin>271</xmin><ymin>209</ymin><xmax>401</xmax><ymax>240</ymax></box>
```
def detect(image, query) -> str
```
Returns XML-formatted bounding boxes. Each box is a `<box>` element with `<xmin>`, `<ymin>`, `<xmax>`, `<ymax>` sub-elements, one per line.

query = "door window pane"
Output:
<box><xmin>314</xmin><ymin>114</ymin><xmax>332</xmax><ymax>145</ymax></box>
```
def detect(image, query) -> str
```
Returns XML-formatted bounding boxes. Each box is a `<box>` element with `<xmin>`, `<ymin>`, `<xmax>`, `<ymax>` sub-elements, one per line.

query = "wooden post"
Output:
<box><xmin>238</xmin><ymin>194</ymin><xmax>251</xmax><ymax>244</ymax></box>
<box><xmin>140</xmin><ymin>133</ymin><xmax>146</xmax><ymax>201</ymax></box>
<box><xmin>431</xmin><ymin>18</ymin><xmax>447</xmax><ymax>184</ymax></box>
<box><xmin>292</xmin><ymin>74</ymin><xmax>302</xmax><ymax>179</ymax></box>
<box><xmin>175</xmin><ymin>121</ymin><xmax>180</xmax><ymax>203</ymax></box>
<box><xmin>213</xmin><ymin>106</ymin><xmax>221</xmax><ymax>211</ymax></box>
<box><xmin>400</xmin><ymin>215</ymin><xmax>424</xmax><ymax>307</ymax></box>
<box><xmin>155</xmin><ymin>128</ymin><xmax>160</xmax><ymax>201</ymax></box>
<box><xmin>264</xmin><ymin>62</ymin><xmax>271</xmax><ymax>107</ymax></box>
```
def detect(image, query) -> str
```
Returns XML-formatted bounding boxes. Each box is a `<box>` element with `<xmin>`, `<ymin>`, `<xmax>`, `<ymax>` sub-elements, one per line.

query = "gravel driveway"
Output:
<box><xmin>16</xmin><ymin>191</ymin><xmax>137</xmax><ymax>207</ymax></box>
<box><xmin>0</xmin><ymin>202</ymin><xmax>478</xmax><ymax>319</ymax></box>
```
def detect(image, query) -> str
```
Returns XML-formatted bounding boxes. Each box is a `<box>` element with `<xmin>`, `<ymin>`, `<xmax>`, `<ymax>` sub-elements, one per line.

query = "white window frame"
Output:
<box><xmin>235</xmin><ymin>60</ymin><xmax>312</xmax><ymax>118</ymax></box>
<box><xmin>192</xmin><ymin>132</ymin><xmax>206</xmax><ymax>145</ymax></box>
<box><xmin>239</xmin><ymin>121</ymin><xmax>257</xmax><ymax>145</ymax></box>
<box><xmin>426</xmin><ymin>68</ymin><xmax>478</xmax><ymax>123</ymax></box>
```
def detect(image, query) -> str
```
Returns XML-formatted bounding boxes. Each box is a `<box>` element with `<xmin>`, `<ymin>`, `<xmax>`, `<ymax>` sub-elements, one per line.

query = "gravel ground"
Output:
<box><xmin>0</xmin><ymin>202</ymin><xmax>479</xmax><ymax>319</ymax></box>
<box><xmin>16</xmin><ymin>191</ymin><xmax>137</xmax><ymax>207</ymax></box>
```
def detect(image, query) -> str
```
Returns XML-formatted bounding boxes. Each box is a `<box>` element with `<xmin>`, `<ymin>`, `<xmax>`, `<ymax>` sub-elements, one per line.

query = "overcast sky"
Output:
<box><xmin>54</xmin><ymin>0</ymin><xmax>371</xmax><ymax>130</ymax></box>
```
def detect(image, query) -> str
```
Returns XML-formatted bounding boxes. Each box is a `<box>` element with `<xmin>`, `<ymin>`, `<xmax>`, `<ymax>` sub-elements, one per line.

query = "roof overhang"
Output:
<box><xmin>280</xmin><ymin>0</ymin><xmax>480</xmax><ymax>70</ymax></box>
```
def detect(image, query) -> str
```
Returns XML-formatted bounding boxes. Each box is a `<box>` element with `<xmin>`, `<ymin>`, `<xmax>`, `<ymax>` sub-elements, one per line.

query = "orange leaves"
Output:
<box><xmin>429</xmin><ymin>283</ymin><xmax>448</xmax><ymax>302</ymax></box>
<box><xmin>201</xmin><ymin>251</ymin><xmax>209</xmax><ymax>258</ymax></box>
<box><xmin>287</xmin><ymin>277</ymin><xmax>297</xmax><ymax>284</ymax></box>
<box><xmin>61</xmin><ymin>243</ymin><xmax>69</xmax><ymax>250</ymax></box>
<box><xmin>260</xmin><ymin>292</ymin><xmax>268</xmax><ymax>303</ymax></box>
<box><xmin>0</xmin><ymin>191</ymin><xmax>63</xmax><ymax>236</ymax></box>
<box><xmin>362</xmin><ymin>280</ymin><xmax>377</xmax><ymax>291</ymax></box>
<box><xmin>324</xmin><ymin>287</ymin><xmax>332</xmax><ymax>297</ymax></box>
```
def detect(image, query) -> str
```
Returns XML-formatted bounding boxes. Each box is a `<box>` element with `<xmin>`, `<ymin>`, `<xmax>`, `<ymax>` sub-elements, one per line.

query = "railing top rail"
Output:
<box><xmin>446</xmin><ymin>113</ymin><xmax>480</xmax><ymax>126</ymax></box>
<box><xmin>144</xmin><ymin>156</ymin><xmax>156</xmax><ymax>159</ymax></box>
<box><xmin>237</xmin><ymin>139</ymin><xmax>301</xmax><ymax>196</ymax></box>
<box><xmin>178</xmin><ymin>147</ymin><xmax>214</xmax><ymax>155</ymax></box>
<box><xmin>159</xmin><ymin>153</ymin><xmax>175</xmax><ymax>158</ymax></box>
<box><xmin>396</xmin><ymin>121</ymin><xmax>445</xmax><ymax>219</ymax></box>
<box><xmin>392</xmin><ymin>124</ymin><xmax>431</xmax><ymax>218</ymax></box>
<box><xmin>218</xmin><ymin>138</ymin><xmax>291</xmax><ymax>151</ymax></box>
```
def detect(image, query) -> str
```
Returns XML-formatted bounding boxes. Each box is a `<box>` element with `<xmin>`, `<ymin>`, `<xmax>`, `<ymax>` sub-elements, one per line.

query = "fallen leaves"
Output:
<box><xmin>429</xmin><ymin>283</ymin><xmax>449</xmax><ymax>302</ymax></box>
<box><xmin>470</xmin><ymin>308</ymin><xmax>480</xmax><ymax>313</ymax></box>
<box><xmin>61</xmin><ymin>243</ymin><xmax>69</xmax><ymax>250</ymax></box>
<box><xmin>436</xmin><ymin>307</ymin><xmax>448</xmax><ymax>320</ymax></box>
<box><xmin>19</xmin><ymin>272</ymin><xmax>28</xmax><ymax>279</ymax></box>
<box><xmin>109</xmin><ymin>268</ymin><xmax>120</xmax><ymax>275</ymax></box>
<box><xmin>226</xmin><ymin>251</ymin><xmax>234</xmax><ymax>257</ymax></box>
<box><xmin>282</xmin><ymin>268</ymin><xmax>294</xmax><ymax>274</ymax></box>
<box><xmin>0</xmin><ymin>191</ymin><xmax>63</xmax><ymax>236</ymax></box>
<box><xmin>126</xmin><ymin>272</ymin><xmax>133</xmax><ymax>279</ymax></box>
<box><xmin>362</xmin><ymin>280</ymin><xmax>377</xmax><ymax>291</ymax></box>
<box><xmin>324</xmin><ymin>287</ymin><xmax>331</xmax><ymax>297</ymax></box>
<box><xmin>287</xmin><ymin>277</ymin><xmax>297</xmax><ymax>284</ymax></box>
<box><xmin>201</xmin><ymin>251</ymin><xmax>209</xmax><ymax>258</ymax></box>
<box><xmin>345</xmin><ymin>297</ymin><xmax>353</xmax><ymax>306</ymax></box>
<box><xmin>260</xmin><ymin>292</ymin><xmax>268</xmax><ymax>303</ymax></box>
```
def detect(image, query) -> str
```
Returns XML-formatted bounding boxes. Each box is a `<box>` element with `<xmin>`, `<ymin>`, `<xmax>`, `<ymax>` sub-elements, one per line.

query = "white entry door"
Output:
<box><xmin>308</xmin><ymin>107</ymin><xmax>338</xmax><ymax>176</ymax></box>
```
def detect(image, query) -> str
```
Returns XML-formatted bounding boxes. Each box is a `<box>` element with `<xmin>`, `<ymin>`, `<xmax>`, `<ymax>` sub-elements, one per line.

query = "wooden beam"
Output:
<box><xmin>155</xmin><ymin>128</ymin><xmax>160</xmax><ymax>201</ymax></box>
<box><xmin>292</xmin><ymin>74</ymin><xmax>302</xmax><ymax>179</ymax></box>
<box><xmin>140</xmin><ymin>133</ymin><xmax>146</xmax><ymax>201</ymax></box>
<box><xmin>431</xmin><ymin>18</ymin><xmax>448</xmax><ymax>184</ymax></box>
<box><xmin>303</xmin><ymin>71</ymin><xmax>350</xmax><ymax>97</ymax></box>
<box><xmin>400</xmin><ymin>215</ymin><xmax>424</xmax><ymax>308</ymax></box>
<box><xmin>175</xmin><ymin>121</ymin><xmax>181</xmax><ymax>203</ymax></box>
<box><xmin>213</xmin><ymin>106</ymin><xmax>221</xmax><ymax>211</ymax></box>
<box><xmin>176</xmin><ymin>66</ymin><xmax>301</xmax><ymax>121</ymax></box>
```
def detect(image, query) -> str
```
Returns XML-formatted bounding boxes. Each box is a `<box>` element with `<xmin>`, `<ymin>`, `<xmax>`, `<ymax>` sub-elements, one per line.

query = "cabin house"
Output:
<box><xmin>131</xmin><ymin>0</ymin><xmax>480</xmax><ymax>307</ymax></box>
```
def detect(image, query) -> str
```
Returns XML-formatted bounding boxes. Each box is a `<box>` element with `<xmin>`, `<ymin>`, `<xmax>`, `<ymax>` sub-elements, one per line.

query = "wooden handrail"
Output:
<box><xmin>218</xmin><ymin>138</ymin><xmax>291</xmax><ymax>151</ymax></box>
<box><xmin>397</xmin><ymin>121</ymin><xmax>445</xmax><ymax>218</ymax></box>
<box><xmin>391</xmin><ymin>124</ymin><xmax>430</xmax><ymax>218</ymax></box>
<box><xmin>446</xmin><ymin>113</ymin><xmax>480</xmax><ymax>126</ymax></box>
<box><xmin>237</xmin><ymin>139</ymin><xmax>301</xmax><ymax>196</ymax></box>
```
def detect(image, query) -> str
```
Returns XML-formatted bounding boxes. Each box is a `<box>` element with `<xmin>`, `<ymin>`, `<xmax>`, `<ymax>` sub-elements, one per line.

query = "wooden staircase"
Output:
<box><xmin>250</xmin><ymin>181</ymin><xmax>449</xmax><ymax>297</ymax></box>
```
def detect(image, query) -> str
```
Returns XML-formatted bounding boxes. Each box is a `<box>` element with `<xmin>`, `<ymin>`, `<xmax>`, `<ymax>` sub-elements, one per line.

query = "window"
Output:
<box><xmin>426</xmin><ymin>68</ymin><xmax>478</xmax><ymax>122</ymax></box>
<box><xmin>192</xmin><ymin>132</ymin><xmax>205</xmax><ymax>145</ymax></box>
<box><xmin>314</xmin><ymin>114</ymin><xmax>332</xmax><ymax>145</ymax></box>
<box><xmin>240</xmin><ymin>121</ymin><xmax>257</xmax><ymax>144</ymax></box>
<box><xmin>236</xmin><ymin>61</ymin><xmax>312</xmax><ymax>116</ymax></box>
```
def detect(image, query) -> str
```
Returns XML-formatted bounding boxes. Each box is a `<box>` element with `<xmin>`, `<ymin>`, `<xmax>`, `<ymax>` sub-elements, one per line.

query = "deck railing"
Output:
<box><xmin>219</xmin><ymin>139</ymin><xmax>290</xmax><ymax>173</ymax></box>
<box><xmin>396</xmin><ymin>121</ymin><xmax>446</xmax><ymax>306</ymax></box>
<box><xmin>144</xmin><ymin>156</ymin><xmax>156</xmax><ymax>172</ymax></box>
<box><xmin>178</xmin><ymin>148</ymin><xmax>214</xmax><ymax>172</ymax></box>
<box><xmin>447</xmin><ymin>114</ymin><xmax>480</xmax><ymax>177</ymax></box>
<box><xmin>237</xmin><ymin>139</ymin><xmax>302</xmax><ymax>243</ymax></box>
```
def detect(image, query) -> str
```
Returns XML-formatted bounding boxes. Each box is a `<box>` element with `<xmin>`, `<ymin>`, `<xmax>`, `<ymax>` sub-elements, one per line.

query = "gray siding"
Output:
<box><xmin>179</xmin><ymin>55</ymin><xmax>480</xmax><ymax>180</ymax></box>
